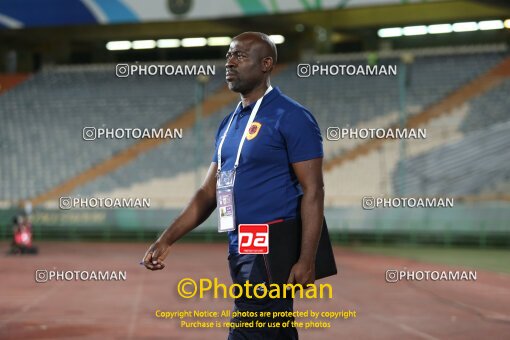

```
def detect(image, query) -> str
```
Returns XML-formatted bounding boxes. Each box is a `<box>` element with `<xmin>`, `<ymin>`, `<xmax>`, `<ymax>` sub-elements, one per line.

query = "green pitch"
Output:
<box><xmin>351</xmin><ymin>245</ymin><xmax>510</xmax><ymax>274</ymax></box>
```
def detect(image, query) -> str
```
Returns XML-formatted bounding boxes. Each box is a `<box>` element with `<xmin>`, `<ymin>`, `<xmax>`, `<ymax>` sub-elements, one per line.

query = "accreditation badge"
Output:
<box><xmin>216</xmin><ymin>170</ymin><xmax>236</xmax><ymax>232</ymax></box>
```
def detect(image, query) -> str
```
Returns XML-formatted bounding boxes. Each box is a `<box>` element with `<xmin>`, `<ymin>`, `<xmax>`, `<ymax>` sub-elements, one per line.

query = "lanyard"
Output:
<box><xmin>217</xmin><ymin>86</ymin><xmax>273</xmax><ymax>173</ymax></box>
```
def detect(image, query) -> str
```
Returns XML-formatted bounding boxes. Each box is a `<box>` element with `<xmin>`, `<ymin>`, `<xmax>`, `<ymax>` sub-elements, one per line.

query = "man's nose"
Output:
<box><xmin>225</xmin><ymin>56</ymin><xmax>236</xmax><ymax>68</ymax></box>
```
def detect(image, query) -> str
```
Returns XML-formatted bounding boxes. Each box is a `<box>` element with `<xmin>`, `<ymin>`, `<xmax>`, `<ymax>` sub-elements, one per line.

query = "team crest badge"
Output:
<box><xmin>246</xmin><ymin>122</ymin><xmax>262</xmax><ymax>140</ymax></box>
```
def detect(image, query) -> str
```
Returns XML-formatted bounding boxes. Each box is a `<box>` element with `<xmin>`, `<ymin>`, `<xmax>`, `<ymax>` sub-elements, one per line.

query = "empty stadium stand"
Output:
<box><xmin>1</xmin><ymin>47</ymin><xmax>509</xmax><ymax>205</ymax></box>
<box><xmin>460</xmin><ymin>78</ymin><xmax>510</xmax><ymax>134</ymax></box>
<box><xmin>393</xmin><ymin>121</ymin><xmax>510</xmax><ymax>196</ymax></box>
<box><xmin>0</xmin><ymin>62</ymin><xmax>225</xmax><ymax>201</ymax></box>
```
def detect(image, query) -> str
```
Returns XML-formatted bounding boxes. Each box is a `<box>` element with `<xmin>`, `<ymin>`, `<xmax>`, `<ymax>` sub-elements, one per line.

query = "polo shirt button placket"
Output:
<box><xmin>236</xmin><ymin>111</ymin><xmax>246</xmax><ymax>130</ymax></box>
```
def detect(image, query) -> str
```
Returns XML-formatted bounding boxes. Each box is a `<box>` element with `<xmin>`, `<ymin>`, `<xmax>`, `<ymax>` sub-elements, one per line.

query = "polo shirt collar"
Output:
<box><xmin>236</xmin><ymin>86</ymin><xmax>281</xmax><ymax>114</ymax></box>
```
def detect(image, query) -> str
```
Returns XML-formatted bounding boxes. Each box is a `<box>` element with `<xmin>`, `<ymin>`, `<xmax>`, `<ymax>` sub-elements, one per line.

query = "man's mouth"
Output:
<box><xmin>226</xmin><ymin>71</ymin><xmax>237</xmax><ymax>81</ymax></box>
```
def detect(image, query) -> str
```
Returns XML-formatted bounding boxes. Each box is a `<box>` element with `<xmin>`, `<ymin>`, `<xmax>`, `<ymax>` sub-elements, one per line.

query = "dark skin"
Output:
<box><xmin>287</xmin><ymin>158</ymin><xmax>324</xmax><ymax>285</ymax></box>
<box><xmin>142</xmin><ymin>163</ymin><xmax>217</xmax><ymax>270</ymax></box>
<box><xmin>225</xmin><ymin>32</ymin><xmax>275</xmax><ymax>107</ymax></box>
<box><xmin>143</xmin><ymin>32</ymin><xmax>324</xmax><ymax>286</ymax></box>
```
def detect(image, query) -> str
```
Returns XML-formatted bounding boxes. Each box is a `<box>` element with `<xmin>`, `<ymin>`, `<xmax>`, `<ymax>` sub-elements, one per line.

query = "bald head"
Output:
<box><xmin>233</xmin><ymin>32</ymin><xmax>277</xmax><ymax>65</ymax></box>
<box><xmin>225</xmin><ymin>32</ymin><xmax>277</xmax><ymax>95</ymax></box>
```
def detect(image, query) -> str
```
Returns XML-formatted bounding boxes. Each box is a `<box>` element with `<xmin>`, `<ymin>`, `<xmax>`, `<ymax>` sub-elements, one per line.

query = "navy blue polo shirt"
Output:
<box><xmin>212</xmin><ymin>87</ymin><xmax>323</xmax><ymax>254</ymax></box>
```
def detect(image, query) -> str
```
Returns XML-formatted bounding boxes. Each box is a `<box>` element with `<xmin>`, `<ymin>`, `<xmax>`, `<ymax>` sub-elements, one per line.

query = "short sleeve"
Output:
<box><xmin>212</xmin><ymin>112</ymin><xmax>233</xmax><ymax>163</ymax></box>
<box><xmin>278</xmin><ymin>108</ymin><xmax>323</xmax><ymax>163</ymax></box>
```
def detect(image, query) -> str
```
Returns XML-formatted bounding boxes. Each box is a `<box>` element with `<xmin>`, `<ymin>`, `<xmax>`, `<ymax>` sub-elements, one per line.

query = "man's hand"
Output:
<box><xmin>287</xmin><ymin>259</ymin><xmax>315</xmax><ymax>285</ymax></box>
<box><xmin>289</xmin><ymin>158</ymin><xmax>324</xmax><ymax>286</ymax></box>
<box><xmin>140</xmin><ymin>163</ymin><xmax>218</xmax><ymax>271</ymax></box>
<box><xmin>142</xmin><ymin>240</ymin><xmax>170</xmax><ymax>271</ymax></box>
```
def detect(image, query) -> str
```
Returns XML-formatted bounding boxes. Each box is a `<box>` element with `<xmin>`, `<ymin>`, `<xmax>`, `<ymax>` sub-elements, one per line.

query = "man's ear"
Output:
<box><xmin>261</xmin><ymin>57</ymin><xmax>274</xmax><ymax>73</ymax></box>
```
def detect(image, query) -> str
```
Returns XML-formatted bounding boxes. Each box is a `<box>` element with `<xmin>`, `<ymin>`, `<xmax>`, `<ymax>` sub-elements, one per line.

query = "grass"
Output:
<box><xmin>350</xmin><ymin>245</ymin><xmax>510</xmax><ymax>274</ymax></box>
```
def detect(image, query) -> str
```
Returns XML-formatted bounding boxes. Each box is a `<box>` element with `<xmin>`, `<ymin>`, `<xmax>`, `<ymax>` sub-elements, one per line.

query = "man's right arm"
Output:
<box><xmin>142</xmin><ymin>162</ymin><xmax>217</xmax><ymax>270</ymax></box>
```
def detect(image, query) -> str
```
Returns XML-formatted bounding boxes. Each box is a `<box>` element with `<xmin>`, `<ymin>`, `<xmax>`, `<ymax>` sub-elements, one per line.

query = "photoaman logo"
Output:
<box><xmin>238</xmin><ymin>224</ymin><xmax>269</xmax><ymax>254</ymax></box>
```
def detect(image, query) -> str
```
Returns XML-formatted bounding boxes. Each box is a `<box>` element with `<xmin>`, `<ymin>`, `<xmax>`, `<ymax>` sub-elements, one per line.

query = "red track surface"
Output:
<box><xmin>0</xmin><ymin>242</ymin><xmax>509</xmax><ymax>339</ymax></box>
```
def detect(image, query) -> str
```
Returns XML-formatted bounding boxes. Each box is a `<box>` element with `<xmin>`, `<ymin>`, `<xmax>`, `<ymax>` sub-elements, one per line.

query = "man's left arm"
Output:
<box><xmin>287</xmin><ymin>157</ymin><xmax>324</xmax><ymax>285</ymax></box>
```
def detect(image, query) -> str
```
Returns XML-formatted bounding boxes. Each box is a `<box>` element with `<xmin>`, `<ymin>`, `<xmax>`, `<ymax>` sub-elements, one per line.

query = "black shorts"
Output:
<box><xmin>227</xmin><ymin>253</ymin><xmax>298</xmax><ymax>340</ymax></box>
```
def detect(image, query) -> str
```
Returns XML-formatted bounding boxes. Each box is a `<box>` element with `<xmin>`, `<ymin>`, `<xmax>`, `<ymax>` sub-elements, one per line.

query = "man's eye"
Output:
<box><xmin>226</xmin><ymin>52</ymin><xmax>247</xmax><ymax>61</ymax></box>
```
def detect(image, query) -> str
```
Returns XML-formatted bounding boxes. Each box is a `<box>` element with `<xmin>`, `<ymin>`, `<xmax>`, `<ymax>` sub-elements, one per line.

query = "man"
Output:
<box><xmin>143</xmin><ymin>32</ymin><xmax>324</xmax><ymax>339</ymax></box>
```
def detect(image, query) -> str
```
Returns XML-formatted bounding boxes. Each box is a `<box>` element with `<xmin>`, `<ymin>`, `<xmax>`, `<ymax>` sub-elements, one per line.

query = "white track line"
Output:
<box><xmin>446</xmin><ymin>299</ymin><xmax>510</xmax><ymax>323</ymax></box>
<box><xmin>0</xmin><ymin>285</ymin><xmax>59</xmax><ymax>328</ymax></box>
<box><xmin>127</xmin><ymin>274</ymin><xmax>145</xmax><ymax>339</ymax></box>
<box><xmin>410</xmin><ymin>282</ymin><xmax>510</xmax><ymax>323</ymax></box>
<box><xmin>373</xmin><ymin>315</ymin><xmax>441</xmax><ymax>340</ymax></box>
<box><xmin>465</xmin><ymin>282</ymin><xmax>510</xmax><ymax>295</ymax></box>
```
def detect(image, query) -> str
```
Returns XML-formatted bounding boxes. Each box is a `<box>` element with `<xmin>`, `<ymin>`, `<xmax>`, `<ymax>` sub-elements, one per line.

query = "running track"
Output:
<box><xmin>1</xmin><ymin>242</ymin><xmax>509</xmax><ymax>339</ymax></box>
